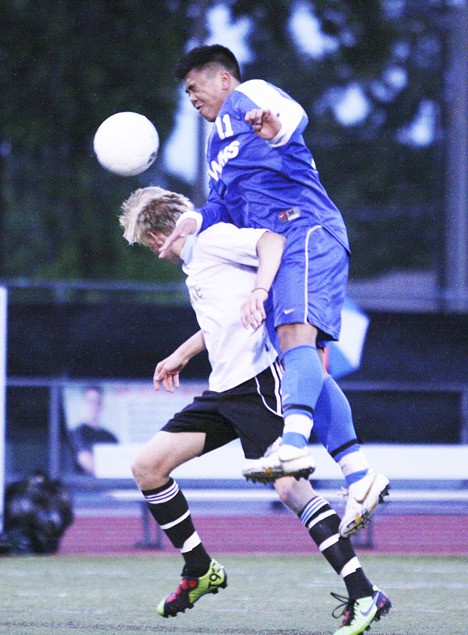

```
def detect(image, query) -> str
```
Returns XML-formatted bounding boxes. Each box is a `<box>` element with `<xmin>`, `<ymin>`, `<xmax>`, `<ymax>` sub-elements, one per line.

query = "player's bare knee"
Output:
<box><xmin>130</xmin><ymin>452</ymin><xmax>147</xmax><ymax>486</ymax></box>
<box><xmin>131</xmin><ymin>450</ymin><xmax>165</xmax><ymax>489</ymax></box>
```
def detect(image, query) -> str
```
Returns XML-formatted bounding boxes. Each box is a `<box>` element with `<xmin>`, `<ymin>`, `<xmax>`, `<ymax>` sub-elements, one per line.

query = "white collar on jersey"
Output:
<box><xmin>180</xmin><ymin>234</ymin><xmax>197</xmax><ymax>267</ymax></box>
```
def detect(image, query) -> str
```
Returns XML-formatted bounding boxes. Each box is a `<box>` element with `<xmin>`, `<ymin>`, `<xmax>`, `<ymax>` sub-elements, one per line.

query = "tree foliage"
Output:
<box><xmin>0</xmin><ymin>0</ymin><xmax>191</xmax><ymax>281</ymax></box>
<box><xmin>0</xmin><ymin>0</ymin><xmax>457</xmax><ymax>282</ymax></box>
<box><xmin>228</xmin><ymin>0</ymin><xmax>449</xmax><ymax>277</ymax></box>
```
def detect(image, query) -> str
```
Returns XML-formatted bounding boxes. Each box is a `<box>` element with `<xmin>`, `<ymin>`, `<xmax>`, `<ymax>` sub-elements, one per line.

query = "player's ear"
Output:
<box><xmin>220</xmin><ymin>70</ymin><xmax>233</xmax><ymax>90</ymax></box>
<box><xmin>147</xmin><ymin>231</ymin><xmax>164</xmax><ymax>246</ymax></box>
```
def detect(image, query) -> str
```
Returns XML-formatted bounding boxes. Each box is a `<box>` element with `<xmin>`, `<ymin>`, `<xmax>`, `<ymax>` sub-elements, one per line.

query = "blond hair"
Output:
<box><xmin>119</xmin><ymin>186</ymin><xmax>194</xmax><ymax>247</ymax></box>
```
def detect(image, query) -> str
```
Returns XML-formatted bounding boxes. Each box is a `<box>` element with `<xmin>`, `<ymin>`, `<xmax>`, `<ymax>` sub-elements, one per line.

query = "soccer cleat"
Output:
<box><xmin>242</xmin><ymin>439</ymin><xmax>315</xmax><ymax>483</ymax></box>
<box><xmin>331</xmin><ymin>587</ymin><xmax>392</xmax><ymax>634</ymax></box>
<box><xmin>339</xmin><ymin>471</ymin><xmax>390</xmax><ymax>538</ymax></box>
<box><xmin>157</xmin><ymin>559</ymin><xmax>227</xmax><ymax>618</ymax></box>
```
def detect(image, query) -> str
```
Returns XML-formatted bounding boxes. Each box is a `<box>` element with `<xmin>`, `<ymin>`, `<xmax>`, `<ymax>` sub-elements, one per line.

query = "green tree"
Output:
<box><xmin>0</xmin><ymin>0</ymin><xmax>191</xmax><ymax>282</ymax></box>
<box><xmin>0</xmin><ymin>0</ymin><xmax>457</xmax><ymax>282</ymax></box>
<box><xmin>229</xmin><ymin>0</ymin><xmax>448</xmax><ymax>277</ymax></box>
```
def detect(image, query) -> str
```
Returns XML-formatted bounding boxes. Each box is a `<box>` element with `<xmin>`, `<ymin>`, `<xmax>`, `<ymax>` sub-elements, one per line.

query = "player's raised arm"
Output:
<box><xmin>159</xmin><ymin>193</ymin><xmax>232</xmax><ymax>258</ymax></box>
<box><xmin>241</xmin><ymin>231</ymin><xmax>285</xmax><ymax>329</ymax></box>
<box><xmin>159</xmin><ymin>217</ymin><xmax>198</xmax><ymax>259</ymax></box>
<box><xmin>154</xmin><ymin>330</ymin><xmax>206</xmax><ymax>392</ymax></box>
<box><xmin>240</xmin><ymin>79</ymin><xmax>307</xmax><ymax>147</ymax></box>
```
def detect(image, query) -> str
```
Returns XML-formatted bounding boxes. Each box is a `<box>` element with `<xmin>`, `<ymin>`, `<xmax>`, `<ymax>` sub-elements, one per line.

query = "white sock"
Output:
<box><xmin>338</xmin><ymin>449</ymin><xmax>370</xmax><ymax>477</ymax></box>
<box><xmin>283</xmin><ymin>414</ymin><xmax>313</xmax><ymax>440</ymax></box>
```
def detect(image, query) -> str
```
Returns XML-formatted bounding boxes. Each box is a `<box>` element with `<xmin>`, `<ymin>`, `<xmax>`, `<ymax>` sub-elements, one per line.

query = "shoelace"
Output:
<box><xmin>337</xmin><ymin>487</ymin><xmax>349</xmax><ymax>500</ymax></box>
<box><xmin>330</xmin><ymin>591</ymin><xmax>354</xmax><ymax>620</ymax></box>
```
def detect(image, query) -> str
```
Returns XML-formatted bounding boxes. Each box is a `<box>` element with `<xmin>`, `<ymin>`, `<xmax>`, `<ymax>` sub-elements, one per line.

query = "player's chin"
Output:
<box><xmin>200</xmin><ymin>109</ymin><xmax>216</xmax><ymax>122</ymax></box>
<box><xmin>165</xmin><ymin>253</ymin><xmax>180</xmax><ymax>265</ymax></box>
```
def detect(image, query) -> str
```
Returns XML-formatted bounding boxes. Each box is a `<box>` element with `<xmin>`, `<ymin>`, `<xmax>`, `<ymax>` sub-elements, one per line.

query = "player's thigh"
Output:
<box><xmin>163</xmin><ymin>391</ymin><xmax>239</xmax><ymax>455</ymax></box>
<box><xmin>276</xmin><ymin>322</ymin><xmax>318</xmax><ymax>352</ymax></box>
<box><xmin>275</xmin><ymin>325</ymin><xmax>332</xmax><ymax>357</ymax></box>
<box><xmin>135</xmin><ymin>430</ymin><xmax>205</xmax><ymax>474</ymax></box>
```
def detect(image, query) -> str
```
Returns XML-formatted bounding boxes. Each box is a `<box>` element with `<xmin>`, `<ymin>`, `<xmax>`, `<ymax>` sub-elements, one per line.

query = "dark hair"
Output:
<box><xmin>175</xmin><ymin>44</ymin><xmax>241</xmax><ymax>82</ymax></box>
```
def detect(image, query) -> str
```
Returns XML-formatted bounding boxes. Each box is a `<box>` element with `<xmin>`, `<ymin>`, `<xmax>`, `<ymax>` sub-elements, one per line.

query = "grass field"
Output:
<box><xmin>1</xmin><ymin>554</ymin><xmax>466</xmax><ymax>635</ymax></box>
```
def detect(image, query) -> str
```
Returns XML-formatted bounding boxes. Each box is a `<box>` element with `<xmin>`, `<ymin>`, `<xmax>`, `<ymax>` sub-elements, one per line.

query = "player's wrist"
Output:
<box><xmin>252</xmin><ymin>287</ymin><xmax>269</xmax><ymax>294</ymax></box>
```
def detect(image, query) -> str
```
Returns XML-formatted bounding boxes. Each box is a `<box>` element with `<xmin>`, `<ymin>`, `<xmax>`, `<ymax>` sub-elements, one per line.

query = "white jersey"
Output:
<box><xmin>181</xmin><ymin>223</ymin><xmax>278</xmax><ymax>392</ymax></box>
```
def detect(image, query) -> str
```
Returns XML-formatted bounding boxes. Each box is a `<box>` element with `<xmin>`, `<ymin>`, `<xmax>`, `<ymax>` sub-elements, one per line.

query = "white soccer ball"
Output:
<box><xmin>93</xmin><ymin>112</ymin><xmax>159</xmax><ymax>177</ymax></box>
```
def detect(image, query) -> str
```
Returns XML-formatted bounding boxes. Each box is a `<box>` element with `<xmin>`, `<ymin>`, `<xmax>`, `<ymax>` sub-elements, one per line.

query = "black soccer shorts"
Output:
<box><xmin>161</xmin><ymin>361</ymin><xmax>284</xmax><ymax>459</ymax></box>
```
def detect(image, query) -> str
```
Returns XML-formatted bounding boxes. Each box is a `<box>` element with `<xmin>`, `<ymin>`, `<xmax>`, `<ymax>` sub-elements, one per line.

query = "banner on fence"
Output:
<box><xmin>62</xmin><ymin>380</ymin><xmax>207</xmax><ymax>477</ymax></box>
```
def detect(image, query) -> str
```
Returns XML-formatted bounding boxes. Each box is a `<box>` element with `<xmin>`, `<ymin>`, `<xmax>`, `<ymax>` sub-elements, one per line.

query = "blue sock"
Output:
<box><xmin>280</xmin><ymin>345</ymin><xmax>323</xmax><ymax>447</ymax></box>
<box><xmin>282</xmin><ymin>431</ymin><xmax>309</xmax><ymax>448</ymax></box>
<box><xmin>345</xmin><ymin>469</ymin><xmax>369</xmax><ymax>488</ymax></box>
<box><xmin>313</xmin><ymin>376</ymin><xmax>360</xmax><ymax>456</ymax></box>
<box><xmin>281</xmin><ymin>345</ymin><xmax>323</xmax><ymax>417</ymax></box>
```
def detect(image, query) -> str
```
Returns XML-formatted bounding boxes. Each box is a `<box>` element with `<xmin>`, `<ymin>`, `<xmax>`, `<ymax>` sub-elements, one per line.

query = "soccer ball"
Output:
<box><xmin>93</xmin><ymin>112</ymin><xmax>159</xmax><ymax>177</ymax></box>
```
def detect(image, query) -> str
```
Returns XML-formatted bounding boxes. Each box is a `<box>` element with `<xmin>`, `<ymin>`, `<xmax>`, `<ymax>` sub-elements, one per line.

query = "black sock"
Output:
<box><xmin>142</xmin><ymin>478</ymin><xmax>211</xmax><ymax>576</ymax></box>
<box><xmin>300</xmin><ymin>496</ymin><xmax>374</xmax><ymax>600</ymax></box>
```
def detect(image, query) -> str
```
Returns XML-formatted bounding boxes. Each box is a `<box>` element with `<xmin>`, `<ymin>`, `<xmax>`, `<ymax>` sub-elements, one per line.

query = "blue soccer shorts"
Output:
<box><xmin>271</xmin><ymin>225</ymin><xmax>349</xmax><ymax>342</ymax></box>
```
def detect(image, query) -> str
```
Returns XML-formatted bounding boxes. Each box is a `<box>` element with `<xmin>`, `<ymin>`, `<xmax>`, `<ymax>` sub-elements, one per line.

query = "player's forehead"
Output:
<box><xmin>184</xmin><ymin>64</ymin><xmax>221</xmax><ymax>91</ymax></box>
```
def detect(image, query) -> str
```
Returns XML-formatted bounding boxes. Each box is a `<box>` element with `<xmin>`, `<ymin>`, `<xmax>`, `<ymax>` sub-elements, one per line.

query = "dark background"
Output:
<box><xmin>6</xmin><ymin>303</ymin><xmax>467</xmax><ymax>463</ymax></box>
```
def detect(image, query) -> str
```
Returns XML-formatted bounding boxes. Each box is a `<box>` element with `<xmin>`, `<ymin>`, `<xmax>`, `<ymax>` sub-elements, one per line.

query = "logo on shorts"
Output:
<box><xmin>278</xmin><ymin>207</ymin><xmax>301</xmax><ymax>223</ymax></box>
<box><xmin>283</xmin><ymin>308</ymin><xmax>295</xmax><ymax>315</ymax></box>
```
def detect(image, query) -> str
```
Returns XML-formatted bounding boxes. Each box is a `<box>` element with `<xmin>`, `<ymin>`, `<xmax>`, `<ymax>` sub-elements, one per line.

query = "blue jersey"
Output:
<box><xmin>199</xmin><ymin>79</ymin><xmax>350</xmax><ymax>253</ymax></box>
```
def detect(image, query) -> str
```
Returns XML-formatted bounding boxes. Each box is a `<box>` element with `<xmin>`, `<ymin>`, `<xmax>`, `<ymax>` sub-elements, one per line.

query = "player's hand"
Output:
<box><xmin>159</xmin><ymin>218</ymin><xmax>197</xmax><ymax>259</ymax></box>
<box><xmin>241</xmin><ymin>288</ymin><xmax>268</xmax><ymax>329</ymax></box>
<box><xmin>153</xmin><ymin>354</ymin><xmax>185</xmax><ymax>392</ymax></box>
<box><xmin>245</xmin><ymin>109</ymin><xmax>281</xmax><ymax>140</ymax></box>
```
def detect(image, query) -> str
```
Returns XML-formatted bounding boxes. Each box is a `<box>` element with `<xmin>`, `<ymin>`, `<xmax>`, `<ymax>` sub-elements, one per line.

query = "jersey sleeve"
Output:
<box><xmin>198</xmin><ymin>224</ymin><xmax>268</xmax><ymax>267</ymax></box>
<box><xmin>199</xmin><ymin>185</ymin><xmax>232</xmax><ymax>232</ymax></box>
<box><xmin>235</xmin><ymin>79</ymin><xmax>308</xmax><ymax>147</ymax></box>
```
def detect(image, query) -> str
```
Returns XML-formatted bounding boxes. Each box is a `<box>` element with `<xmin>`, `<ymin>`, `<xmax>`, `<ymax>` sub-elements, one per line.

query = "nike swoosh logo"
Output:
<box><xmin>283</xmin><ymin>309</ymin><xmax>295</xmax><ymax>314</ymax></box>
<box><xmin>354</xmin><ymin>476</ymin><xmax>376</xmax><ymax>504</ymax></box>
<box><xmin>359</xmin><ymin>597</ymin><xmax>378</xmax><ymax>618</ymax></box>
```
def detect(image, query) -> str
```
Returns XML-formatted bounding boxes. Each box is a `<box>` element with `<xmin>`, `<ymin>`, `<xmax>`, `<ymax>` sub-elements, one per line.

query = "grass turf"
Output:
<box><xmin>0</xmin><ymin>554</ymin><xmax>466</xmax><ymax>634</ymax></box>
